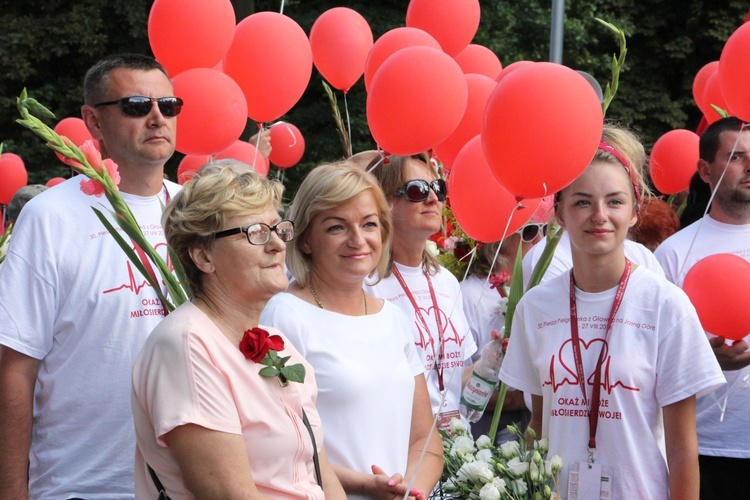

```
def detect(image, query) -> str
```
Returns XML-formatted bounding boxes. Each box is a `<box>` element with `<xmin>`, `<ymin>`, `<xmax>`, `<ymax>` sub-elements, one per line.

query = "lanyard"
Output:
<box><xmin>131</xmin><ymin>184</ymin><xmax>171</xmax><ymax>317</ymax></box>
<box><xmin>568</xmin><ymin>259</ymin><xmax>631</xmax><ymax>454</ymax></box>
<box><xmin>392</xmin><ymin>265</ymin><xmax>446</xmax><ymax>391</ymax></box>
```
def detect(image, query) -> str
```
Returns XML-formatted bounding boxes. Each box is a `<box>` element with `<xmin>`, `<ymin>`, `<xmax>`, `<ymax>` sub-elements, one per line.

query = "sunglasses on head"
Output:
<box><xmin>519</xmin><ymin>223</ymin><xmax>548</xmax><ymax>243</ymax></box>
<box><xmin>395</xmin><ymin>178</ymin><xmax>447</xmax><ymax>202</ymax></box>
<box><xmin>93</xmin><ymin>96</ymin><xmax>183</xmax><ymax>117</ymax></box>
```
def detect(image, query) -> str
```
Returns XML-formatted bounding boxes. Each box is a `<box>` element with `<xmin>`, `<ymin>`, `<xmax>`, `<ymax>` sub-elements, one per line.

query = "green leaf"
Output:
<box><xmin>258</xmin><ymin>354</ymin><xmax>275</xmax><ymax>367</ymax></box>
<box><xmin>280</xmin><ymin>363</ymin><xmax>306</xmax><ymax>384</ymax></box>
<box><xmin>259</xmin><ymin>366</ymin><xmax>280</xmax><ymax>378</ymax></box>
<box><xmin>526</xmin><ymin>226</ymin><xmax>565</xmax><ymax>292</ymax></box>
<box><xmin>278</xmin><ymin>355</ymin><xmax>292</xmax><ymax>365</ymax></box>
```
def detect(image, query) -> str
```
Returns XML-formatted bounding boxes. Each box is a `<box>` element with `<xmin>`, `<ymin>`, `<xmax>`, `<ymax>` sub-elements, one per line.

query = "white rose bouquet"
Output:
<box><xmin>433</xmin><ymin>418</ymin><xmax>562</xmax><ymax>500</ymax></box>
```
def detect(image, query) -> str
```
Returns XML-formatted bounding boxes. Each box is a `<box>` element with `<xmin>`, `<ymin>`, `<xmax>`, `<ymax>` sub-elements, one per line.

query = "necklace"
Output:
<box><xmin>308</xmin><ymin>279</ymin><xmax>368</xmax><ymax>315</ymax></box>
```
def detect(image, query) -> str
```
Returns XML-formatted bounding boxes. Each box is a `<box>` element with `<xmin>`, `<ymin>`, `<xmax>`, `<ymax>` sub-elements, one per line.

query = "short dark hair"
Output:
<box><xmin>699</xmin><ymin>116</ymin><xmax>746</xmax><ymax>163</ymax></box>
<box><xmin>83</xmin><ymin>54</ymin><xmax>169</xmax><ymax>105</ymax></box>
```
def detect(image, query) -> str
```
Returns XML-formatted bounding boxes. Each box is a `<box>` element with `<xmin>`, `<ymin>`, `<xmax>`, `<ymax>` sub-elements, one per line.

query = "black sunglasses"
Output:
<box><xmin>93</xmin><ymin>96</ymin><xmax>184</xmax><ymax>117</ymax></box>
<box><xmin>395</xmin><ymin>179</ymin><xmax>447</xmax><ymax>202</ymax></box>
<box><xmin>519</xmin><ymin>223</ymin><xmax>548</xmax><ymax>243</ymax></box>
<box><xmin>214</xmin><ymin>220</ymin><xmax>295</xmax><ymax>246</ymax></box>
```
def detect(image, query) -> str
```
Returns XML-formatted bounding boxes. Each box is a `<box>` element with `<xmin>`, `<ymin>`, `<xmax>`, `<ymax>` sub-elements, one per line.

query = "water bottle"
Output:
<box><xmin>460</xmin><ymin>329</ymin><xmax>505</xmax><ymax>423</ymax></box>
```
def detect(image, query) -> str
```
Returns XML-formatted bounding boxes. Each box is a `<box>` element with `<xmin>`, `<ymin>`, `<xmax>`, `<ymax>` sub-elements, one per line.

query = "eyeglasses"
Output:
<box><xmin>93</xmin><ymin>96</ymin><xmax>184</xmax><ymax>117</ymax></box>
<box><xmin>519</xmin><ymin>223</ymin><xmax>548</xmax><ymax>243</ymax></box>
<box><xmin>214</xmin><ymin>220</ymin><xmax>295</xmax><ymax>245</ymax></box>
<box><xmin>394</xmin><ymin>179</ymin><xmax>447</xmax><ymax>202</ymax></box>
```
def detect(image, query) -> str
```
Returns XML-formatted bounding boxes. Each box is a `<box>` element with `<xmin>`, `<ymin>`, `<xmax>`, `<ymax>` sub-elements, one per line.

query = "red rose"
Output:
<box><xmin>239</xmin><ymin>327</ymin><xmax>285</xmax><ymax>362</ymax></box>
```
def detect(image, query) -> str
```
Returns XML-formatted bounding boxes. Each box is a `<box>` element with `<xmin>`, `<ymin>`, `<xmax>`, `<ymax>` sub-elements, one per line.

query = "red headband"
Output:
<box><xmin>598</xmin><ymin>141</ymin><xmax>641</xmax><ymax>206</ymax></box>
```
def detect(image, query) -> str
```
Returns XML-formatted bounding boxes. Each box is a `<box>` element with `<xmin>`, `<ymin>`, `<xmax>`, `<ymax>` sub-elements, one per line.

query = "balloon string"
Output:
<box><xmin>252</xmin><ymin>123</ymin><xmax>265</xmax><ymax>174</ymax></box>
<box><xmin>343</xmin><ymin>91</ymin><xmax>352</xmax><ymax>157</ymax></box>
<box><xmin>675</xmin><ymin>123</ymin><xmax>747</xmax><ymax>283</ymax></box>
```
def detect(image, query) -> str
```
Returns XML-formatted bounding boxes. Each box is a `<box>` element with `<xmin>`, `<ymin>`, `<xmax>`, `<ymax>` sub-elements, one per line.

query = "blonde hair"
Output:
<box><xmin>286</xmin><ymin>161</ymin><xmax>392</xmax><ymax>286</ymax></box>
<box><xmin>367</xmin><ymin>152</ymin><xmax>442</xmax><ymax>276</ymax></box>
<box><xmin>163</xmin><ymin>161</ymin><xmax>284</xmax><ymax>295</ymax></box>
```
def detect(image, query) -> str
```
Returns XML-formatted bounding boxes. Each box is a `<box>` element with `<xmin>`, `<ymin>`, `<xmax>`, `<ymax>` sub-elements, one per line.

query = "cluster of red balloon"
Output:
<box><xmin>0</xmin><ymin>153</ymin><xmax>28</xmax><ymax>206</ymax></box>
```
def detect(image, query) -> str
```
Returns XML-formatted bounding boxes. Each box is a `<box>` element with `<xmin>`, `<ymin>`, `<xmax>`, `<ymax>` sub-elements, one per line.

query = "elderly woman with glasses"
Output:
<box><xmin>365</xmin><ymin>152</ymin><xmax>477</xmax><ymax>432</ymax></box>
<box><xmin>131</xmin><ymin>162</ymin><xmax>345</xmax><ymax>499</ymax></box>
<box><xmin>261</xmin><ymin>161</ymin><xmax>442</xmax><ymax>500</ymax></box>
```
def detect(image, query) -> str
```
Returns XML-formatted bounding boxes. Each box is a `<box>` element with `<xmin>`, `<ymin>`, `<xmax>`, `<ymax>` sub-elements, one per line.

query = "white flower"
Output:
<box><xmin>492</xmin><ymin>477</ymin><xmax>507</xmax><ymax>494</ymax></box>
<box><xmin>531</xmin><ymin>450</ymin><xmax>543</xmax><ymax>465</ymax></box>
<box><xmin>478</xmin><ymin>482</ymin><xmax>501</xmax><ymax>500</ymax></box>
<box><xmin>512</xmin><ymin>478</ymin><xmax>529</xmax><ymax>496</ymax></box>
<box><xmin>529</xmin><ymin>462</ymin><xmax>543</xmax><ymax>483</ymax></box>
<box><xmin>476</xmin><ymin>448</ymin><xmax>494</xmax><ymax>463</ymax></box>
<box><xmin>499</xmin><ymin>440</ymin><xmax>520</xmax><ymax>459</ymax></box>
<box><xmin>507</xmin><ymin>456</ymin><xmax>529</xmax><ymax>476</ymax></box>
<box><xmin>456</xmin><ymin>460</ymin><xmax>495</xmax><ymax>484</ymax></box>
<box><xmin>425</xmin><ymin>239</ymin><xmax>439</xmax><ymax>257</ymax></box>
<box><xmin>550</xmin><ymin>454</ymin><xmax>563</xmax><ymax>474</ymax></box>
<box><xmin>497</xmin><ymin>296</ymin><xmax>509</xmax><ymax>315</ymax></box>
<box><xmin>451</xmin><ymin>435</ymin><xmax>476</xmax><ymax>456</ymax></box>
<box><xmin>450</xmin><ymin>417</ymin><xmax>468</xmax><ymax>436</ymax></box>
<box><xmin>476</xmin><ymin>434</ymin><xmax>493</xmax><ymax>449</ymax></box>
<box><xmin>534</xmin><ymin>437</ymin><xmax>549</xmax><ymax>454</ymax></box>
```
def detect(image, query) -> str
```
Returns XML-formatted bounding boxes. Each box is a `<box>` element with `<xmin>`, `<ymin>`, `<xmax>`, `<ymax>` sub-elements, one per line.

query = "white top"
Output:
<box><xmin>656</xmin><ymin>215</ymin><xmax>750</xmax><ymax>458</ymax></box>
<box><xmin>132</xmin><ymin>301</ymin><xmax>324</xmax><ymax>499</ymax></box>
<box><xmin>500</xmin><ymin>266</ymin><xmax>725</xmax><ymax>499</ymax></box>
<box><xmin>367</xmin><ymin>263</ymin><xmax>478</xmax><ymax>420</ymax></box>
<box><xmin>460</xmin><ymin>274</ymin><xmax>507</xmax><ymax>361</ymax></box>
<box><xmin>522</xmin><ymin>231</ymin><xmax>665</xmax><ymax>290</ymax></box>
<box><xmin>261</xmin><ymin>292</ymin><xmax>423</xmax><ymax>500</ymax></box>
<box><xmin>0</xmin><ymin>176</ymin><xmax>180</xmax><ymax>499</ymax></box>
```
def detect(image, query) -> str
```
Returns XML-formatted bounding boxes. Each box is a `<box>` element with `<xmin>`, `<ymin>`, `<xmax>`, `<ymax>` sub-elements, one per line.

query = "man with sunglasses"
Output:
<box><xmin>0</xmin><ymin>54</ymin><xmax>181</xmax><ymax>499</ymax></box>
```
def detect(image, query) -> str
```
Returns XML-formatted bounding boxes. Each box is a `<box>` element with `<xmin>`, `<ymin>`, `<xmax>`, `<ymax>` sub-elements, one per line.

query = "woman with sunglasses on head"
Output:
<box><xmin>260</xmin><ymin>161</ymin><xmax>442</xmax><ymax>500</ymax></box>
<box><xmin>132</xmin><ymin>162</ymin><xmax>346</xmax><ymax>499</ymax></box>
<box><xmin>366</xmin><ymin>152</ymin><xmax>478</xmax><ymax>432</ymax></box>
<box><xmin>499</xmin><ymin>125</ymin><xmax>725</xmax><ymax>499</ymax></box>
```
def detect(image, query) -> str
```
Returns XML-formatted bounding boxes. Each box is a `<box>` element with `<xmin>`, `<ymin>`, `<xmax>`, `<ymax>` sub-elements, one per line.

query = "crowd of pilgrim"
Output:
<box><xmin>0</xmin><ymin>53</ymin><xmax>747</xmax><ymax>500</ymax></box>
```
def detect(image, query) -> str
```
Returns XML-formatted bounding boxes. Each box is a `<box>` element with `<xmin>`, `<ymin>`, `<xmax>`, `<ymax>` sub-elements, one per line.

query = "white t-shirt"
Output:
<box><xmin>500</xmin><ymin>266</ymin><xmax>724</xmax><ymax>500</ymax></box>
<box><xmin>522</xmin><ymin>231</ymin><xmax>665</xmax><ymax>290</ymax></box>
<box><xmin>655</xmin><ymin>215</ymin><xmax>750</xmax><ymax>458</ymax></box>
<box><xmin>460</xmin><ymin>274</ymin><xmax>506</xmax><ymax>361</ymax></box>
<box><xmin>367</xmin><ymin>263</ymin><xmax>478</xmax><ymax>422</ymax></box>
<box><xmin>0</xmin><ymin>176</ymin><xmax>180</xmax><ymax>499</ymax></box>
<box><xmin>261</xmin><ymin>292</ymin><xmax>424</xmax><ymax>500</ymax></box>
<box><xmin>132</xmin><ymin>301</ymin><xmax>324</xmax><ymax>499</ymax></box>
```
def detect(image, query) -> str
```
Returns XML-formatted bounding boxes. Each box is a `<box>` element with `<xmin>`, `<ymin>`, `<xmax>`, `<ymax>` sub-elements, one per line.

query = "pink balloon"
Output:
<box><xmin>482</xmin><ymin>63</ymin><xmax>603</xmax><ymax>199</ymax></box>
<box><xmin>45</xmin><ymin>177</ymin><xmax>66</xmax><ymax>188</ymax></box>
<box><xmin>310</xmin><ymin>7</ymin><xmax>373</xmax><ymax>92</ymax></box>
<box><xmin>172</xmin><ymin>68</ymin><xmax>248</xmax><ymax>155</ymax></box>
<box><xmin>177</xmin><ymin>154</ymin><xmax>211</xmax><ymax>184</ymax></box>
<box><xmin>719</xmin><ymin>22</ymin><xmax>750</xmax><ymax>122</ymax></box>
<box><xmin>453</xmin><ymin>44</ymin><xmax>503</xmax><ymax>79</ymax></box>
<box><xmin>692</xmin><ymin>61</ymin><xmax>719</xmax><ymax>111</ymax></box>
<box><xmin>216</xmin><ymin>140</ymin><xmax>269</xmax><ymax>176</ymax></box>
<box><xmin>0</xmin><ymin>153</ymin><xmax>28</xmax><ymax>205</ymax></box>
<box><xmin>405</xmin><ymin>0</ymin><xmax>481</xmax><ymax>56</ymax></box>
<box><xmin>434</xmin><ymin>73</ymin><xmax>496</xmax><ymax>170</ymax></box>
<box><xmin>367</xmin><ymin>46</ymin><xmax>468</xmax><ymax>156</ymax></box>
<box><xmin>496</xmin><ymin>60</ymin><xmax>535</xmax><ymax>83</ymax></box>
<box><xmin>148</xmin><ymin>0</ymin><xmax>236</xmax><ymax>76</ymax></box>
<box><xmin>449</xmin><ymin>135</ymin><xmax>540</xmax><ymax>242</ymax></box>
<box><xmin>683</xmin><ymin>253</ymin><xmax>750</xmax><ymax>340</ymax></box>
<box><xmin>364</xmin><ymin>27</ymin><xmax>442</xmax><ymax>91</ymax></box>
<box><xmin>649</xmin><ymin>129</ymin><xmax>699</xmax><ymax>195</ymax></box>
<box><xmin>224</xmin><ymin>12</ymin><xmax>313</xmax><ymax>123</ymax></box>
<box><xmin>701</xmin><ymin>72</ymin><xmax>729</xmax><ymax>124</ymax></box>
<box><xmin>268</xmin><ymin>122</ymin><xmax>305</xmax><ymax>169</ymax></box>
<box><xmin>54</xmin><ymin>117</ymin><xmax>97</xmax><ymax>151</ymax></box>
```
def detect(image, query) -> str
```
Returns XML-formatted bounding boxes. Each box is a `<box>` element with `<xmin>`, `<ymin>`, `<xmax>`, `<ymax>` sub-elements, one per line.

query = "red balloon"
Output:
<box><xmin>496</xmin><ymin>60</ymin><xmax>535</xmax><ymax>83</ymax></box>
<box><xmin>177</xmin><ymin>154</ymin><xmax>211</xmax><ymax>185</ymax></box>
<box><xmin>649</xmin><ymin>129</ymin><xmax>699</xmax><ymax>195</ymax></box>
<box><xmin>148</xmin><ymin>0</ymin><xmax>235</xmax><ymax>76</ymax></box>
<box><xmin>453</xmin><ymin>44</ymin><xmax>503</xmax><ymax>80</ymax></box>
<box><xmin>367</xmin><ymin>46</ymin><xmax>468</xmax><ymax>156</ymax></box>
<box><xmin>0</xmin><ymin>153</ymin><xmax>28</xmax><ymax>205</ymax></box>
<box><xmin>310</xmin><ymin>7</ymin><xmax>373</xmax><ymax>92</ymax></box>
<box><xmin>482</xmin><ymin>62</ymin><xmax>603</xmax><ymax>199</ymax></box>
<box><xmin>364</xmin><ymin>27</ymin><xmax>441</xmax><ymax>91</ymax></box>
<box><xmin>692</xmin><ymin>61</ymin><xmax>719</xmax><ymax>111</ymax></box>
<box><xmin>719</xmin><ymin>22</ymin><xmax>750</xmax><ymax>122</ymax></box>
<box><xmin>224</xmin><ymin>12</ymin><xmax>313</xmax><ymax>123</ymax></box>
<box><xmin>449</xmin><ymin>135</ymin><xmax>540</xmax><ymax>242</ymax></box>
<box><xmin>45</xmin><ymin>177</ymin><xmax>66</xmax><ymax>188</ymax></box>
<box><xmin>215</xmin><ymin>140</ymin><xmax>269</xmax><ymax>176</ymax></box>
<box><xmin>268</xmin><ymin>122</ymin><xmax>305</xmax><ymax>169</ymax></box>
<box><xmin>701</xmin><ymin>72</ymin><xmax>730</xmax><ymax>124</ymax></box>
<box><xmin>53</xmin><ymin>117</ymin><xmax>97</xmax><ymax>159</ymax></box>
<box><xmin>683</xmin><ymin>253</ymin><xmax>750</xmax><ymax>340</ymax></box>
<box><xmin>434</xmin><ymin>74</ymin><xmax>496</xmax><ymax>170</ymax></box>
<box><xmin>405</xmin><ymin>0</ymin><xmax>481</xmax><ymax>56</ymax></box>
<box><xmin>172</xmin><ymin>68</ymin><xmax>248</xmax><ymax>155</ymax></box>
